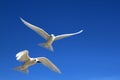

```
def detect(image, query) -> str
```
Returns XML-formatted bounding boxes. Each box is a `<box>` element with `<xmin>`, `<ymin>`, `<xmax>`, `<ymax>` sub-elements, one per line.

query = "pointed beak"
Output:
<box><xmin>37</xmin><ymin>61</ymin><xmax>41</xmax><ymax>63</ymax></box>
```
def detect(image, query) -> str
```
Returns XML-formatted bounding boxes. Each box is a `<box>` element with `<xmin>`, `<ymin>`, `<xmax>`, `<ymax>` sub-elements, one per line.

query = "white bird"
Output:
<box><xmin>20</xmin><ymin>18</ymin><xmax>83</xmax><ymax>51</ymax></box>
<box><xmin>14</xmin><ymin>50</ymin><xmax>61</xmax><ymax>74</ymax></box>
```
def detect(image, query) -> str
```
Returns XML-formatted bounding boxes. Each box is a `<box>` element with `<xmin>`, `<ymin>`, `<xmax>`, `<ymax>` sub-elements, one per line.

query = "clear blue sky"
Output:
<box><xmin>0</xmin><ymin>0</ymin><xmax>120</xmax><ymax>80</ymax></box>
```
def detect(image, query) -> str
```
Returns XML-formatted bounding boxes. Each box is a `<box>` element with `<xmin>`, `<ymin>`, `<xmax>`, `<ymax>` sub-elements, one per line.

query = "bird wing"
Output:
<box><xmin>20</xmin><ymin>18</ymin><xmax>50</xmax><ymax>40</ymax></box>
<box><xmin>55</xmin><ymin>30</ymin><xmax>83</xmax><ymax>40</ymax></box>
<box><xmin>16</xmin><ymin>50</ymin><xmax>30</xmax><ymax>62</ymax></box>
<box><xmin>37</xmin><ymin>57</ymin><xmax>61</xmax><ymax>74</ymax></box>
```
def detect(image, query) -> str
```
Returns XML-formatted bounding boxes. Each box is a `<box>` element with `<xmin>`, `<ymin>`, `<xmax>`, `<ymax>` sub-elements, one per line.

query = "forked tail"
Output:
<box><xmin>14</xmin><ymin>66</ymin><xmax>28</xmax><ymax>73</ymax></box>
<box><xmin>38</xmin><ymin>43</ymin><xmax>54</xmax><ymax>51</ymax></box>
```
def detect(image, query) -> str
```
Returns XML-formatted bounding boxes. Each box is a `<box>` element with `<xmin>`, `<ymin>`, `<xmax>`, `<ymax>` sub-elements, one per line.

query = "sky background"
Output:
<box><xmin>0</xmin><ymin>0</ymin><xmax>120</xmax><ymax>80</ymax></box>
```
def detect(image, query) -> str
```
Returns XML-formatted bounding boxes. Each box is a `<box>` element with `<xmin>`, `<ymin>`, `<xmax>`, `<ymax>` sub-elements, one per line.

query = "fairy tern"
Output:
<box><xmin>20</xmin><ymin>18</ymin><xmax>83</xmax><ymax>51</ymax></box>
<box><xmin>14</xmin><ymin>50</ymin><xmax>61</xmax><ymax>73</ymax></box>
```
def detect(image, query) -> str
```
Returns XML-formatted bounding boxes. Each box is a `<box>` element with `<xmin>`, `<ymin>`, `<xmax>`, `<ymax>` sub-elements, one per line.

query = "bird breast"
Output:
<box><xmin>23</xmin><ymin>60</ymin><xmax>36</xmax><ymax>68</ymax></box>
<box><xmin>47</xmin><ymin>36</ymin><xmax>55</xmax><ymax>45</ymax></box>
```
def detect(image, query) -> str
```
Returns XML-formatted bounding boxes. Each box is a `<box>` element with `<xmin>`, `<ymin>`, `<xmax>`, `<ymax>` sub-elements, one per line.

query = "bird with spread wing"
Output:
<box><xmin>20</xmin><ymin>18</ymin><xmax>83</xmax><ymax>51</ymax></box>
<box><xmin>14</xmin><ymin>50</ymin><xmax>61</xmax><ymax>74</ymax></box>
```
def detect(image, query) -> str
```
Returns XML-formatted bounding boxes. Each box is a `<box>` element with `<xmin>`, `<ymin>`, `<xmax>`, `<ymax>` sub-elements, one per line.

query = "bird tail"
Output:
<box><xmin>14</xmin><ymin>66</ymin><xmax>28</xmax><ymax>73</ymax></box>
<box><xmin>38</xmin><ymin>43</ymin><xmax>54</xmax><ymax>51</ymax></box>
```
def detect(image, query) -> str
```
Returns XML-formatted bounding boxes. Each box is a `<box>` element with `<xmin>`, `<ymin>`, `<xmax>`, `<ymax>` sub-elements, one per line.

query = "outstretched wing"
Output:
<box><xmin>20</xmin><ymin>18</ymin><xmax>50</xmax><ymax>40</ymax></box>
<box><xmin>37</xmin><ymin>57</ymin><xmax>61</xmax><ymax>74</ymax></box>
<box><xmin>55</xmin><ymin>30</ymin><xmax>83</xmax><ymax>40</ymax></box>
<box><xmin>16</xmin><ymin>50</ymin><xmax>30</xmax><ymax>62</ymax></box>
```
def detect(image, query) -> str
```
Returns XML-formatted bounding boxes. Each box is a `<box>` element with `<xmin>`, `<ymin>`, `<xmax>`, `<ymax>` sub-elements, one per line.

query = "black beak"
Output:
<box><xmin>37</xmin><ymin>61</ymin><xmax>41</xmax><ymax>63</ymax></box>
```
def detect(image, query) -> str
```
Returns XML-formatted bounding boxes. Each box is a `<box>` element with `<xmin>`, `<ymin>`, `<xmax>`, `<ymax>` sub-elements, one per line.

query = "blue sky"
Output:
<box><xmin>0</xmin><ymin>0</ymin><xmax>120</xmax><ymax>80</ymax></box>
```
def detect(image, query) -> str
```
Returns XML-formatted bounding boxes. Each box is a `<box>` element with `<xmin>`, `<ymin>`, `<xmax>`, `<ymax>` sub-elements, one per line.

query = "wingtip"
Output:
<box><xmin>78</xmin><ymin>29</ymin><xmax>83</xmax><ymax>33</ymax></box>
<box><xmin>19</xmin><ymin>17</ymin><xmax>22</xmax><ymax>20</ymax></box>
<box><xmin>19</xmin><ymin>17</ymin><xmax>24</xmax><ymax>22</ymax></box>
<box><xmin>57</xmin><ymin>70</ymin><xmax>62</xmax><ymax>74</ymax></box>
<box><xmin>80</xmin><ymin>29</ymin><xmax>83</xmax><ymax>32</ymax></box>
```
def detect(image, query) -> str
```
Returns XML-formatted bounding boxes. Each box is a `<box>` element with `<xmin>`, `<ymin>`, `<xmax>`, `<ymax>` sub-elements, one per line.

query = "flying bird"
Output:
<box><xmin>20</xmin><ymin>18</ymin><xmax>83</xmax><ymax>51</ymax></box>
<box><xmin>14</xmin><ymin>50</ymin><xmax>61</xmax><ymax>74</ymax></box>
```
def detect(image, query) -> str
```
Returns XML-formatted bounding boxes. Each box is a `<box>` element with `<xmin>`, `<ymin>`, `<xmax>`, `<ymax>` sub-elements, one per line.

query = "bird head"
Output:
<box><xmin>51</xmin><ymin>34</ymin><xmax>55</xmax><ymax>37</ymax></box>
<box><xmin>34</xmin><ymin>58</ymin><xmax>41</xmax><ymax>63</ymax></box>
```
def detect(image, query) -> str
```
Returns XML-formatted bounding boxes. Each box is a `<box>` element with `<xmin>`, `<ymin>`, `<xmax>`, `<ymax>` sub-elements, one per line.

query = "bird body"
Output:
<box><xmin>21</xmin><ymin>58</ymin><xmax>36</xmax><ymax>69</ymax></box>
<box><xmin>46</xmin><ymin>34</ymin><xmax>56</xmax><ymax>45</ymax></box>
<box><xmin>39</xmin><ymin>34</ymin><xmax>55</xmax><ymax>51</ymax></box>
<box><xmin>14</xmin><ymin>50</ymin><xmax>61</xmax><ymax>74</ymax></box>
<box><xmin>20</xmin><ymin>18</ymin><xmax>83</xmax><ymax>51</ymax></box>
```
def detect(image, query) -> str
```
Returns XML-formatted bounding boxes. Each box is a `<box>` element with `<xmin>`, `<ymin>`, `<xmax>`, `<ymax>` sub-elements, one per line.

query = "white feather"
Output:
<box><xmin>37</xmin><ymin>57</ymin><xmax>61</xmax><ymax>74</ymax></box>
<box><xmin>20</xmin><ymin>18</ymin><xmax>83</xmax><ymax>51</ymax></box>
<box><xmin>20</xmin><ymin>18</ymin><xmax>50</xmax><ymax>40</ymax></box>
<box><xmin>15</xmin><ymin>50</ymin><xmax>61</xmax><ymax>74</ymax></box>
<box><xmin>55</xmin><ymin>30</ymin><xmax>83</xmax><ymax>40</ymax></box>
<box><xmin>16</xmin><ymin>50</ymin><xmax>30</xmax><ymax>62</ymax></box>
